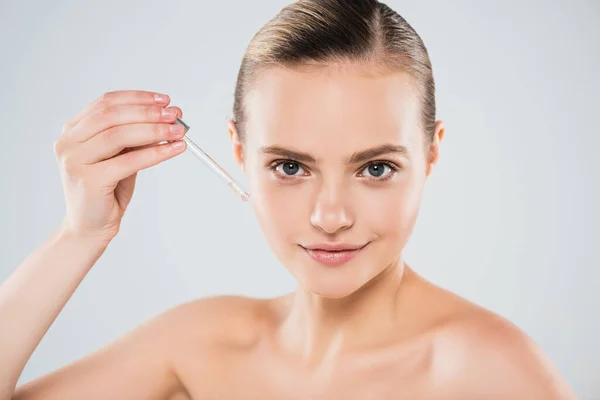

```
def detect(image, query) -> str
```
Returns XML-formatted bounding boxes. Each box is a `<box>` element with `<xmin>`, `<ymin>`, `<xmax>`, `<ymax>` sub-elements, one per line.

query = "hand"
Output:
<box><xmin>54</xmin><ymin>90</ymin><xmax>187</xmax><ymax>243</ymax></box>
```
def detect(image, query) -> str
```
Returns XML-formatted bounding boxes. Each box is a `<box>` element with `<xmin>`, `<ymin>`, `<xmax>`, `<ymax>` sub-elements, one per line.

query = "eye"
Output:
<box><xmin>272</xmin><ymin>161</ymin><xmax>306</xmax><ymax>176</ymax></box>
<box><xmin>359</xmin><ymin>162</ymin><xmax>397</xmax><ymax>179</ymax></box>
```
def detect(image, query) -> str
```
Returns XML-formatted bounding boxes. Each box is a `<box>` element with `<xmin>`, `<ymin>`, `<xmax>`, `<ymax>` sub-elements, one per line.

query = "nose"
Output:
<box><xmin>309</xmin><ymin>181</ymin><xmax>354</xmax><ymax>235</ymax></box>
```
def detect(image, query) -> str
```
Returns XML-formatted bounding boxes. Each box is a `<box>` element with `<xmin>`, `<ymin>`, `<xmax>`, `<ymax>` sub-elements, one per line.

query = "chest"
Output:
<box><xmin>179</xmin><ymin>343</ymin><xmax>443</xmax><ymax>400</ymax></box>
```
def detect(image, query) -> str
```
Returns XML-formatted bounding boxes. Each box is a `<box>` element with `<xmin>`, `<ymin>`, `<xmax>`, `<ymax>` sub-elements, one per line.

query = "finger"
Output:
<box><xmin>78</xmin><ymin>122</ymin><xmax>186</xmax><ymax>164</ymax></box>
<box><xmin>97</xmin><ymin>140</ymin><xmax>187</xmax><ymax>185</ymax></box>
<box><xmin>115</xmin><ymin>140</ymin><xmax>176</xmax><ymax>157</ymax></box>
<box><xmin>65</xmin><ymin>104</ymin><xmax>183</xmax><ymax>143</ymax></box>
<box><xmin>114</xmin><ymin>172</ymin><xmax>138</xmax><ymax>211</ymax></box>
<box><xmin>62</xmin><ymin>90</ymin><xmax>172</xmax><ymax>134</ymax></box>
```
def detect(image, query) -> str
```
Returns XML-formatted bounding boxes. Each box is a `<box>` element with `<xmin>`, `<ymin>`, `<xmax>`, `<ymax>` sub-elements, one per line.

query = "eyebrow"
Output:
<box><xmin>259</xmin><ymin>145</ymin><xmax>317</xmax><ymax>164</ymax></box>
<box><xmin>348</xmin><ymin>144</ymin><xmax>409</xmax><ymax>164</ymax></box>
<box><xmin>258</xmin><ymin>144</ymin><xmax>409</xmax><ymax>164</ymax></box>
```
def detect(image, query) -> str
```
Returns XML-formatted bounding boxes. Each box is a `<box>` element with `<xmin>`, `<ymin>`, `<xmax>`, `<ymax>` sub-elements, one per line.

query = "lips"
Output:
<box><xmin>301</xmin><ymin>242</ymin><xmax>368</xmax><ymax>266</ymax></box>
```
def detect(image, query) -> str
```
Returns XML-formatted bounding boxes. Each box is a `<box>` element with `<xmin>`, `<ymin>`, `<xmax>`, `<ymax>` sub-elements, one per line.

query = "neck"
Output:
<box><xmin>274</xmin><ymin>257</ymin><xmax>411</xmax><ymax>369</ymax></box>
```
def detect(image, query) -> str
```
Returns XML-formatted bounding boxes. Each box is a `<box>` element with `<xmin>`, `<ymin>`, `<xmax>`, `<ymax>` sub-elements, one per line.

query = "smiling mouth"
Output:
<box><xmin>300</xmin><ymin>243</ymin><xmax>369</xmax><ymax>266</ymax></box>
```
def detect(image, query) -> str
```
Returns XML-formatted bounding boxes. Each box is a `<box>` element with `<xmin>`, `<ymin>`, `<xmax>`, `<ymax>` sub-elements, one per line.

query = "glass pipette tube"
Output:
<box><xmin>174</xmin><ymin>118</ymin><xmax>250</xmax><ymax>201</ymax></box>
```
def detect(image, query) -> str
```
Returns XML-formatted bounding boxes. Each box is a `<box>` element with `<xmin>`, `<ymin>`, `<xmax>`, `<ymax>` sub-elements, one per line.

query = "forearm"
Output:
<box><xmin>0</xmin><ymin>223</ymin><xmax>110</xmax><ymax>397</ymax></box>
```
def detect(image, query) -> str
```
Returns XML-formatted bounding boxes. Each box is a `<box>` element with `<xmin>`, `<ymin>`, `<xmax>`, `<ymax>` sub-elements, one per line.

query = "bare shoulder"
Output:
<box><xmin>164</xmin><ymin>294</ymin><xmax>268</xmax><ymax>345</ymax></box>
<box><xmin>160</xmin><ymin>295</ymin><xmax>271</xmax><ymax>397</ymax></box>
<box><xmin>419</xmin><ymin>281</ymin><xmax>577</xmax><ymax>399</ymax></box>
<box><xmin>12</xmin><ymin>295</ymin><xmax>266</xmax><ymax>400</ymax></box>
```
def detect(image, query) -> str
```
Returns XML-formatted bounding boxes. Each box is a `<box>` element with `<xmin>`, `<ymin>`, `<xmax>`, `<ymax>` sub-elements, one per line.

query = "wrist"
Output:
<box><xmin>56</xmin><ymin>219</ymin><xmax>116</xmax><ymax>250</ymax></box>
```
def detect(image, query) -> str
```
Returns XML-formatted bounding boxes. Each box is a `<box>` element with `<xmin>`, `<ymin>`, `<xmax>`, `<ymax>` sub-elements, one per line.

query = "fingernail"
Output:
<box><xmin>171</xmin><ymin>140</ymin><xmax>186</xmax><ymax>150</ymax></box>
<box><xmin>154</xmin><ymin>93</ymin><xmax>169</xmax><ymax>104</ymax></box>
<box><xmin>162</xmin><ymin>107</ymin><xmax>177</xmax><ymax>119</ymax></box>
<box><xmin>170</xmin><ymin>124</ymin><xmax>185</xmax><ymax>136</ymax></box>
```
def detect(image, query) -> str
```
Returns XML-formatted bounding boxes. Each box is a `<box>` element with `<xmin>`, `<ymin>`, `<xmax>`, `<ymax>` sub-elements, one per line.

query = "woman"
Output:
<box><xmin>0</xmin><ymin>0</ymin><xmax>576</xmax><ymax>399</ymax></box>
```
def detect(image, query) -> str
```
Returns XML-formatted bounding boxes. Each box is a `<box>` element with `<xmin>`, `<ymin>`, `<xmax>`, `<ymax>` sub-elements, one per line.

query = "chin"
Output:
<box><xmin>292</xmin><ymin>266</ymin><xmax>373</xmax><ymax>299</ymax></box>
<box><xmin>308</xmin><ymin>285</ymin><xmax>360</xmax><ymax>299</ymax></box>
<box><xmin>303</xmin><ymin>283</ymin><xmax>362</xmax><ymax>299</ymax></box>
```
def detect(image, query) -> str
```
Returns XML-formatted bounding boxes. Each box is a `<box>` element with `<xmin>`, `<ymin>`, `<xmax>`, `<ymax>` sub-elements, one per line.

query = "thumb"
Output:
<box><xmin>115</xmin><ymin>172</ymin><xmax>137</xmax><ymax>211</ymax></box>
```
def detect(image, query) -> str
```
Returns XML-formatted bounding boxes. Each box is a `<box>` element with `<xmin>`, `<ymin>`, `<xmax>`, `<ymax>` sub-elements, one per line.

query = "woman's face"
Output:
<box><xmin>230</xmin><ymin>64</ymin><xmax>443</xmax><ymax>298</ymax></box>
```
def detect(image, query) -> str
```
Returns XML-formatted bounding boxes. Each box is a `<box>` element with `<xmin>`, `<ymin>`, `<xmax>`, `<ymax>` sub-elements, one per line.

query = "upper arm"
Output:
<box><xmin>435</xmin><ymin>315</ymin><xmax>577</xmax><ymax>399</ymax></box>
<box><xmin>12</xmin><ymin>306</ymin><xmax>189</xmax><ymax>400</ymax></box>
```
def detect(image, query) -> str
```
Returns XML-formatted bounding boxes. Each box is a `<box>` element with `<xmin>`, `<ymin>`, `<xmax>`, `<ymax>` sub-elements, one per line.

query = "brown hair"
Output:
<box><xmin>233</xmin><ymin>0</ymin><xmax>435</xmax><ymax>143</ymax></box>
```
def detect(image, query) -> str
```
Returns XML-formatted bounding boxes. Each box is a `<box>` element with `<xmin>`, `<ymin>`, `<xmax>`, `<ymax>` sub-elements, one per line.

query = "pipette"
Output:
<box><xmin>173</xmin><ymin>118</ymin><xmax>250</xmax><ymax>201</ymax></box>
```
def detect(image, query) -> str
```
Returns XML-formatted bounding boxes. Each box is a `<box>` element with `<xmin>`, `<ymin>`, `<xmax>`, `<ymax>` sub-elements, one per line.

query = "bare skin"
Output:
<box><xmin>7</xmin><ymin>264</ymin><xmax>575</xmax><ymax>400</ymax></box>
<box><xmin>9</xmin><ymin>266</ymin><xmax>575</xmax><ymax>400</ymax></box>
<box><xmin>1</xmin><ymin>63</ymin><xmax>577</xmax><ymax>399</ymax></box>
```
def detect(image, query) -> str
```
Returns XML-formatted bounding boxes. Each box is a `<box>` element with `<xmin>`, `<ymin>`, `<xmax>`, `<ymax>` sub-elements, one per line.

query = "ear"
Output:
<box><xmin>426</xmin><ymin>120</ymin><xmax>445</xmax><ymax>177</ymax></box>
<box><xmin>228</xmin><ymin>119</ymin><xmax>245</xmax><ymax>172</ymax></box>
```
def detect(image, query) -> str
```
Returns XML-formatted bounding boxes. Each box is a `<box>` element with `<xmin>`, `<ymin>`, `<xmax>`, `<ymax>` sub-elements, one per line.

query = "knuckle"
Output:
<box><xmin>60</xmin><ymin>152</ymin><xmax>79</xmax><ymax>176</ymax></box>
<box><xmin>97</xmin><ymin>103</ymin><xmax>113</xmax><ymax>119</ymax></box>
<box><xmin>116</xmin><ymin>151</ymin><xmax>138</xmax><ymax>173</ymax></box>
<box><xmin>61</xmin><ymin>122</ymin><xmax>71</xmax><ymax>135</ymax></box>
<box><xmin>154</xmin><ymin>123</ymin><xmax>168</xmax><ymax>140</ymax></box>
<box><xmin>154</xmin><ymin>143</ymin><xmax>169</xmax><ymax>157</ymax></box>
<box><xmin>76</xmin><ymin>169</ymin><xmax>94</xmax><ymax>189</ymax></box>
<box><xmin>100</xmin><ymin>127</ymin><xmax>118</xmax><ymax>147</ymax></box>
<box><xmin>99</xmin><ymin>91</ymin><xmax>117</xmax><ymax>105</ymax></box>
<box><xmin>53</xmin><ymin>139</ymin><xmax>64</xmax><ymax>155</ymax></box>
<box><xmin>146</xmin><ymin>105</ymin><xmax>161</xmax><ymax>121</ymax></box>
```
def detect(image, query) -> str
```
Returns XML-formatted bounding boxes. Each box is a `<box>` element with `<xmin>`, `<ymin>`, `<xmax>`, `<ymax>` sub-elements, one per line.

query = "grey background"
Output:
<box><xmin>1</xmin><ymin>0</ymin><xmax>598</xmax><ymax>397</ymax></box>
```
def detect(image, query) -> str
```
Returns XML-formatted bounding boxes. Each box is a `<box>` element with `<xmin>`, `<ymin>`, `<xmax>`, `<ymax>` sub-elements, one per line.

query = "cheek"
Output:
<box><xmin>357</xmin><ymin>173</ymin><xmax>425</xmax><ymax>242</ymax></box>
<box><xmin>247</xmin><ymin>168</ymin><xmax>309</xmax><ymax>255</ymax></box>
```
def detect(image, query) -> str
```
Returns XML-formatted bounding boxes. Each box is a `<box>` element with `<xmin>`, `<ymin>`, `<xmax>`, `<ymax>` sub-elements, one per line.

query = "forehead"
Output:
<box><xmin>243</xmin><ymin>64</ymin><xmax>422</xmax><ymax>154</ymax></box>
